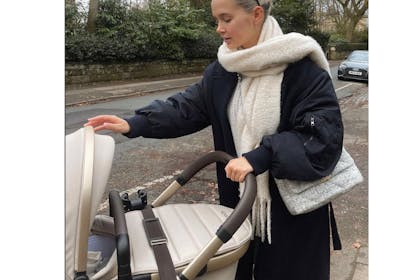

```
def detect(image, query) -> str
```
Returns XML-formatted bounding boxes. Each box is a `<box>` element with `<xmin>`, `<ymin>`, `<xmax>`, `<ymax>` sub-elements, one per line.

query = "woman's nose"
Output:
<box><xmin>216</xmin><ymin>23</ymin><xmax>225</xmax><ymax>34</ymax></box>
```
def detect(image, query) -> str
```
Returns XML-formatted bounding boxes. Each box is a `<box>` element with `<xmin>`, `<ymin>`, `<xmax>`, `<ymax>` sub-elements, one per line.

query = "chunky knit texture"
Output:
<box><xmin>218</xmin><ymin>16</ymin><xmax>330</xmax><ymax>243</ymax></box>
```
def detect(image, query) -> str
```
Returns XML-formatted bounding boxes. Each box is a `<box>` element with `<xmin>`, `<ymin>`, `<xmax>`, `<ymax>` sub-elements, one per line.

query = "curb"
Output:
<box><xmin>65</xmin><ymin>84</ymin><xmax>192</xmax><ymax>107</ymax></box>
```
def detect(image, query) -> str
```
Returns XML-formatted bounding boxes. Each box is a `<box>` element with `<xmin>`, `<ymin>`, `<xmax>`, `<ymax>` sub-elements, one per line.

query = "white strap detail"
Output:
<box><xmin>74</xmin><ymin>126</ymin><xmax>95</xmax><ymax>272</ymax></box>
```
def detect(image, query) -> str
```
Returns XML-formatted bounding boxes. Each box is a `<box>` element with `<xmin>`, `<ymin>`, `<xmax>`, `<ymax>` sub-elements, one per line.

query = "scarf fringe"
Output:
<box><xmin>251</xmin><ymin>197</ymin><xmax>272</xmax><ymax>244</ymax></box>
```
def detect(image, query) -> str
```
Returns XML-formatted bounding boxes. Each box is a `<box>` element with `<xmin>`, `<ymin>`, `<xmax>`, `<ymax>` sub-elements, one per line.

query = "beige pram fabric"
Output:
<box><xmin>65</xmin><ymin>127</ymin><xmax>115</xmax><ymax>280</ymax></box>
<box><xmin>123</xmin><ymin>204</ymin><xmax>251</xmax><ymax>276</ymax></box>
<box><xmin>65</xmin><ymin>127</ymin><xmax>253</xmax><ymax>280</ymax></box>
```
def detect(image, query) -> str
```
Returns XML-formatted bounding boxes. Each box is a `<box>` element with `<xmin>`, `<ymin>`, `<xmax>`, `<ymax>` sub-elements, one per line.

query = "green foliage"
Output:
<box><xmin>137</xmin><ymin>0</ymin><xmax>207</xmax><ymax>60</ymax></box>
<box><xmin>329</xmin><ymin>28</ymin><xmax>368</xmax><ymax>44</ymax></box>
<box><xmin>271</xmin><ymin>0</ymin><xmax>315</xmax><ymax>34</ymax></box>
<box><xmin>182</xmin><ymin>29</ymin><xmax>222</xmax><ymax>59</ymax></box>
<box><xmin>66</xmin><ymin>0</ymin><xmax>343</xmax><ymax>63</ymax></box>
<box><xmin>65</xmin><ymin>2</ymin><xmax>86</xmax><ymax>37</ymax></box>
<box><xmin>66</xmin><ymin>0</ymin><xmax>218</xmax><ymax>62</ymax></box>
<box><xmin>329</xmin><ymin>33</ymin><xmax>348</xmax><ymax>43</ymax></box>
<box><xmin>352</xmin><ymin>29</ymin><xmax>368</xmax><ymax>44</ymax></box>
<box><xmin>271</xmin><ymin>0</ymin><xmax>330</xmax><ymax>52</ymax></box>
<box><xmin>307</xmin><ymin>30</ymin><xmax>330</xmax><ymax>52</ymax></box>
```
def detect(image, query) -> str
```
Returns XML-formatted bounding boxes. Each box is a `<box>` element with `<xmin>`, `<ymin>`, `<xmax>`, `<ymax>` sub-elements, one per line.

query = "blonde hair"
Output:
<box><xmin>235</xmin><ymin>0</ymin><xmax>272</xmax><ymax>20</ymax></box>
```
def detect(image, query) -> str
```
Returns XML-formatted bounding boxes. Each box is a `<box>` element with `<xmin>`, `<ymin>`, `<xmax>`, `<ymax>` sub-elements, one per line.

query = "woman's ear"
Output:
<box><xmin>253</xmin><ymin>6</ymin><xmax>265</xmax><ymax>24</ymax></box>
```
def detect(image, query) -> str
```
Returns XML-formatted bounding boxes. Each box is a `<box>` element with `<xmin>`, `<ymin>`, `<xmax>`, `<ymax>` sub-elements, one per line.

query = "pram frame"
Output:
<box><xmin>109</xmin><ymin>151</ymin><xmax>257</xmax><ymax>280</ymax></box>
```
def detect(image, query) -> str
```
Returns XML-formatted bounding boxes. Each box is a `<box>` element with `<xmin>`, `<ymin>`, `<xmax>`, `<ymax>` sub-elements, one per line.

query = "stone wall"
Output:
<box><xmin>327</xmin><ymin>49</ymin><xmax>349</xmax><ymax>60</ymax></box>
<box><xmin>65</xmin><ymin>59</ymin><xmax>212</xmax><ymax>85</ymax></box>
<box><xmin>326</xmin><ymin>43</ymin><xmax>368</xmax><ymax>60</ymax></box>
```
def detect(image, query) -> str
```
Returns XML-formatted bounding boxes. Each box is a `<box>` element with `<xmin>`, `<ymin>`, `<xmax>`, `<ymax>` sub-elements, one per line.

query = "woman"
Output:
<box><xmin>84</xmin><ymin>0</ymin><xmax>343</xmax><ymax>279</ymax></box>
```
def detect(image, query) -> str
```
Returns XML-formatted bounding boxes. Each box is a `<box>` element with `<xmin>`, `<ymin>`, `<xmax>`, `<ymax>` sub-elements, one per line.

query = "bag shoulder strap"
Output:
<box><xmin>329</xmin><ymin>202</ymin><xmax>342</xmax><ymax>250</ymax></box>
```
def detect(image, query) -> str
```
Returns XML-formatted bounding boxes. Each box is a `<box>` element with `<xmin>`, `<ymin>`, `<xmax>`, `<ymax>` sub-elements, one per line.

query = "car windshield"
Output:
<box><xmin>348</xmin><ymin>52</ymin><xmax>368</xmax><ymax>62</ymax></box>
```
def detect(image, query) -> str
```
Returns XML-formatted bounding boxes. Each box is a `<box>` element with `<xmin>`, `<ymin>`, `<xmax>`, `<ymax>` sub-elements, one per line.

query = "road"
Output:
<box><xmin>66</xmin><ymin>64</ymin><xmax>353</xmax><ymax>136</ymax></box>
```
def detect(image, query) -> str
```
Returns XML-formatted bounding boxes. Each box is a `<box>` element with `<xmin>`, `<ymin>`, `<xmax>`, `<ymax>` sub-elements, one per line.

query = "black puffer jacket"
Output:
<box><xmin>124</xmin><ymin>56</ymin><xmax>343</xmax><ymax>208</ymax></box>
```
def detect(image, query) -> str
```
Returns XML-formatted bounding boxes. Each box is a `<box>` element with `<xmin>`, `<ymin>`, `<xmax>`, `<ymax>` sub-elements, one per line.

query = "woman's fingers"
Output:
<box><xmin>225</xmin><ymin>157</ymin><xmax>254</xmax><ymax>183</ymax></box>
<box><xmin>83</xmin><ymin>115</ymin><xmax>130</xmax><ymax>133</ymax></box>
<box><xmin>85</xmin><ymin>115</ymin><xmax>115</xmax><ymax>126</ymax></box>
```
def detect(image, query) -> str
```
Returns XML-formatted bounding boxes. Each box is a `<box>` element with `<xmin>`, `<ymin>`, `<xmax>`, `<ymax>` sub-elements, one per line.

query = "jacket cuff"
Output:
<box><xmin>122</xmin><ymin>115</ymin><xmax>152</xmax><ymax>138</ymax></box>
<box><xmin>243</xmin><ymin>145</ymin><xmax>272</xmax><ymax>176</ymax></box>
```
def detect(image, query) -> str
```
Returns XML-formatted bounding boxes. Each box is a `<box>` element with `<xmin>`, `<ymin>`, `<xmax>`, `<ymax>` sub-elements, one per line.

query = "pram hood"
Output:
<box><xmin>65</xmin><ymin>127</ymin><xmax>115</xmax><ymax>280</ymax></box>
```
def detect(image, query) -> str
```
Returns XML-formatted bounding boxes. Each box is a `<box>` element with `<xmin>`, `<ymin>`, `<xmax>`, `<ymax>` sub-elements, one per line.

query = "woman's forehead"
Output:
<box><xmin>211</xmin><ymin>0</ymin><xmax>241</xmax><ymax>15</ymax></box>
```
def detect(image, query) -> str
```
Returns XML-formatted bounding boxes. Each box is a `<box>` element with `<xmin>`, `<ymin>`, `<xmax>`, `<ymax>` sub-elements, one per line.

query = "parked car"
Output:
<box><xmin>337</xmin><ymin>50</ymin><xmax>368</xmax><ymax>82</ymax></box>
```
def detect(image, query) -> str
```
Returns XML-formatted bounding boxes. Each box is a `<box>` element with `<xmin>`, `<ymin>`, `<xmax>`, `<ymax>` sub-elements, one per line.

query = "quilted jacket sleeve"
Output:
<box><xmin>122</xmin><ymin>71</ymin><xmax>211</xmax><ymax>139</ymax></box>
<box><xmin>243</xmin><ymin>58</ymin><xmax>343</xmax><ymax>181</ymax></box>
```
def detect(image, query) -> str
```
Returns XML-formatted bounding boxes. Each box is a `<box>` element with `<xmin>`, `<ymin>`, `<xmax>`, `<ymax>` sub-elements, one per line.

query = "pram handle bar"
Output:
<box><xmin>177</xmin><ymin>151</ymin><xmax>235</xmax><ymax>184</ymax></box>
<box><xmin>180</xmin><ymin>172</ymin><xmax>256</xmax><ymax>280</ymax></box>
<box><xmin>152</xmin><ymin>151</ymin><xmax>238</xmax><ymax>207</ymax></box>
<box><xmin>153</xmin><ymin>150</ymin><xmax>256</xmax><ymax>242</ymax></box>
<box><xmin>109</xmin><ymin>190</ymin><xmax>133</xmax><ymax>280</ymax></box>
<box><xmin>153</xmin><ymin>151</ymin><xmax>256</xmax><ymax>280</ymax></box>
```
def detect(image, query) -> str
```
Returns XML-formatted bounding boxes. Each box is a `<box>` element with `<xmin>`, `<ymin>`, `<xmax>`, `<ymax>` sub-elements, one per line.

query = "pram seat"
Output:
<box><xmin>127</xmin><ymin>203</ymin><xmax>251</xmax><ymax>277</ymax></box>
<box><xmin>91</xmin><ymin>203</ymin><xmax>252</xmax><ymax>280</ymax></box>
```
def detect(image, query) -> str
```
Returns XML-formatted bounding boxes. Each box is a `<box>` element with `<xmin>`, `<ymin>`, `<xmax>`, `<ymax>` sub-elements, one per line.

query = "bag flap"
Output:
<box><xmin>281</xmin><ymin>148</ymin><xmax>356</xmax><ymax>194</ymax></box>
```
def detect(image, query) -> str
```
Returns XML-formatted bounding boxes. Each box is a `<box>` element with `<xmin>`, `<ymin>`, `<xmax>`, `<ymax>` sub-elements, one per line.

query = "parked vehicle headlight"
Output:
<box><xmin>339</xmin><ymin>63</ymin><xmax>347</xmax><ymax>69</ymax></box>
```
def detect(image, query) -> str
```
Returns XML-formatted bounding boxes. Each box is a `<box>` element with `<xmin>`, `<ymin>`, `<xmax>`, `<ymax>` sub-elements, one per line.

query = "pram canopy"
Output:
<box><xmin>66</xmin><ymin>127</ymin><xmax>115</xmax><ymax>279</ymax></box>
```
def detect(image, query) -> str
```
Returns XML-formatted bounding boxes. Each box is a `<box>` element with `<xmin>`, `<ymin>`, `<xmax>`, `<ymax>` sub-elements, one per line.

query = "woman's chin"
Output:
<box><xmin>224</xmin><ymin>39</ymin><xmax>235</xmax><ymax>49</ymax></box>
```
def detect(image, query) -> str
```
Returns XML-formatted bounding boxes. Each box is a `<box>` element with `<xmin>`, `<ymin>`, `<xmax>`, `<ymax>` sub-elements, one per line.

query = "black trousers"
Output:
<box><xmin>233</xmin><ymin>177</ymin><xmax>331</xmax><ymax>280</ymax></box>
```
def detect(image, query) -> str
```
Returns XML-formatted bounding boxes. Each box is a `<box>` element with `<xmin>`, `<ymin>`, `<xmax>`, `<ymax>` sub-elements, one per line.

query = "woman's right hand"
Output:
<box><xmin>84</xmin><ymin>115</ymin><xmax>130</xmax><ymax>133</ymax></box>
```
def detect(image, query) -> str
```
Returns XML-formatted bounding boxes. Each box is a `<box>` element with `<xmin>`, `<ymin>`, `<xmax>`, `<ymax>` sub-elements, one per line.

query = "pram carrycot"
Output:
<box><xmin>66</xmin><ymin>127</ymin><xmax>256</xmax><ymax>280</ymax></box>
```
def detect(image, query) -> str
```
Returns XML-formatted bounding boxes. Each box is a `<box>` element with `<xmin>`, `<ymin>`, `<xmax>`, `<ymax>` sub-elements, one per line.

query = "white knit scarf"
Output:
<box><xmin>218</xmin><ymin>16</ymin><xmax>331</xmax><ymax>243</ymax></box>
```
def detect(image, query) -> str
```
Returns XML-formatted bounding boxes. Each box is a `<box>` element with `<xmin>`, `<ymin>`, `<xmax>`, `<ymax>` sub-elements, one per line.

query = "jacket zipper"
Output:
<box><xmin>303</xmin><ymin>115</ymin><xmax>315</xmax><ymax>146</ymax></box>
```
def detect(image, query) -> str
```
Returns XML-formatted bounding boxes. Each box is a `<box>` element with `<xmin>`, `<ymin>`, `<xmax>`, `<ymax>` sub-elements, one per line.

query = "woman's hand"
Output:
<box><xmin>84</xmin><ymin>115</ymin><xmax>130</xmax><ymax>133</ymax></box>
<box><xmin>225</xmin><ymin>157</ymin><xmax>254</xmax><ymax>183</ymax></box>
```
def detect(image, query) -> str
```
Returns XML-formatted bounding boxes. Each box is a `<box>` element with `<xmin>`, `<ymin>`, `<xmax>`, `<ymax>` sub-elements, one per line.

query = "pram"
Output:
<box><xmin>66</xmin><ymin>126</ymin><xmax>256</xmax><ymax>280</ymax></box>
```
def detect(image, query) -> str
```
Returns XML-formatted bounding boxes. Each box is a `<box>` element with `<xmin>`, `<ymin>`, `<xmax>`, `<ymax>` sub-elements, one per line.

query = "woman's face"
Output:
<box><xmin>211</xmin><ymin>0</ymin><xmax>263</xmax><ymax>50</ymax></box>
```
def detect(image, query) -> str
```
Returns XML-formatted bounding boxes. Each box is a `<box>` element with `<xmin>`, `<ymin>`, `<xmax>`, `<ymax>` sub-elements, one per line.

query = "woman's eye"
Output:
<box><xmin>213</xmin><ymin>17</ymin><xmax>231</xmax><ymax>27</ymax></box>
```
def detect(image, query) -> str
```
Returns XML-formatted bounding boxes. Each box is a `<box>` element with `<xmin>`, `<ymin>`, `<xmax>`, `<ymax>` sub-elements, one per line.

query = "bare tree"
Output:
<box><xmin>313</xmin><ymin>0</ymin><xmax>336</xmax><ymax>32</ymax></box>
<box><xmin>86</xmin><ymin>0</ymin><xmax>99</xmax><ymax>33</ymax></box>
<box><xmin>331</xmin><ymin>0</ymin><xmax>368</xmax><ymax>42</ymax></box>
<box><xmin>312</xmin><ymin>0</ymin><xmax>368</xmax><ymax>41</ymax></box>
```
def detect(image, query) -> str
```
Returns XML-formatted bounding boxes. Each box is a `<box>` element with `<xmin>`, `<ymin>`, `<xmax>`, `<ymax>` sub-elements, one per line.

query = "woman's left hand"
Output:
<box><xmin>225</xmin><ymin>157</ymin><xmax>254</xmax><ymax>183</ymax></box>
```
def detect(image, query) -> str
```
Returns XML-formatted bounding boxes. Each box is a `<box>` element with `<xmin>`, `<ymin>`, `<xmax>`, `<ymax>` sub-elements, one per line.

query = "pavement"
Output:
<box><xmin>66</xmin><ymin>74</ymin><xmax>203</xmax><ymax>107</ymax></box>
<box><xmin>65</xmin><ymin>60</ymin><xmax>368</xmax><ymax>280</ymax></box>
